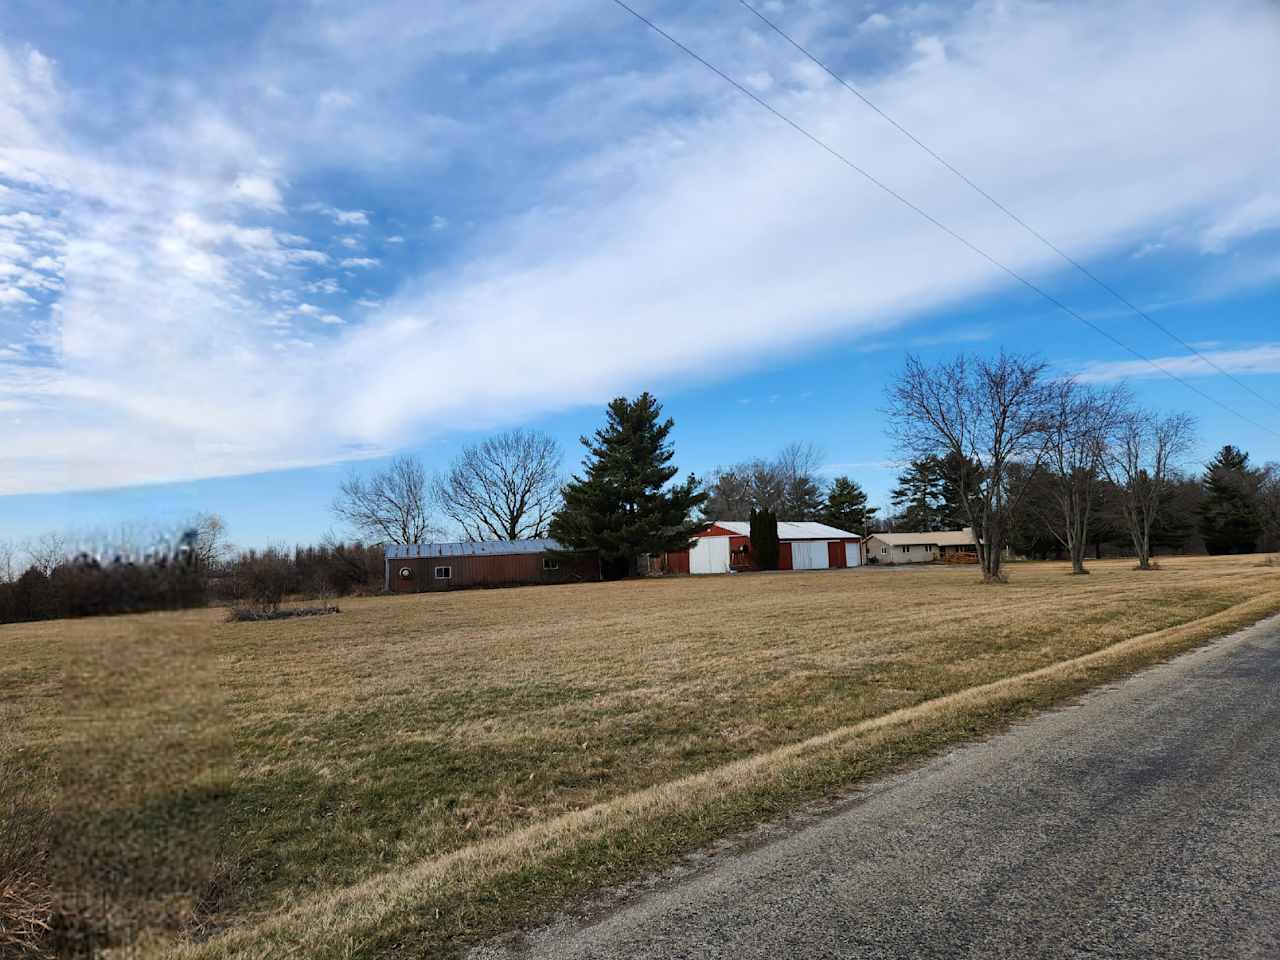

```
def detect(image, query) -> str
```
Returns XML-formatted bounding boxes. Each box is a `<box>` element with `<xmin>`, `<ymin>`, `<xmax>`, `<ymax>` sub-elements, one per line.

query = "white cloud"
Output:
<box><xmin>1201</xmin><ymin>193</ymin><xmax>1280</xmax><ymax>253</ymax></box>
<box><xmin>385</xmin><ymin>235</ymin><xmax>405</xmax><ymax>244</ymax></box>
<box><xmin>319</xmin><ymin>313</ymin><xmax>344</xmax><ymax>325</ymax></box>
<box><xmin>232</xmin><ymin>174</ymin><xmax>284</xmax><ymax>210</ymax></box>
<box><xmin>859</xmin><ymin>12</ymin><xmax>892</xmax><ymax>32</ymax></box>
<box><xmin>0</xmin><ymin>286</ymin><xmax>37</xmax><ymax>307</ymax></box>
<box><xmin>430</xmin><ymin>215</ymin><xmax>448</xmax><ymax>232</ymax></box>
<box><xmin>340</xmin><ymin>256</ymin><xmax>379</xmax><ymax>268</ymax></box>
<box><xmin>1</xmin><ymin>1</ymin><xmax>1279</xmax><ymax>494</ymax></box>
<box><xmin>310</xmin><ymin>204</ymin><xmax>369</xmax><ymax>226</ymax></box>
<box><xmin>303</xmin><ymin>277</ymin><xmax>342</xmax><ymax>294</ymax></box>
<box><xmin>1077</xmin><ymin>344</ymin><xmax>1280</xmax><ymax>383</ymax></box>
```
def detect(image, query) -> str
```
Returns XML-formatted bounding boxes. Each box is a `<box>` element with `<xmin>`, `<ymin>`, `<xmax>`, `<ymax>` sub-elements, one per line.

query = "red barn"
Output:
<box><xmin>660</xmin><ymin>521</ymin><xmax>863</xmax><ymax>574</ymax></box>
<box><xmin>385</xmin><ymin>539</ymin><xmax>600</xmax><ymax>592</ymax></box>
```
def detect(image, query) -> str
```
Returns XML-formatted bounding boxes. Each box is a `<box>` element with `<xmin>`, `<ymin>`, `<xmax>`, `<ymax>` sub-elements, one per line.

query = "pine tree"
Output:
<box><xmin>1199</xmin><ymin>445</ymin><xmax>1262</xmax><ymax>555</ymax></box>
<box><xmin>938</xmin><ymin>451</ymin><xmax>982</xmax><ymax>529</ymax></box>
<box><xmin>550</xmin><ymin>393</ymin><xmax>707</xmax><ymax>577</ymax></box>
<box><xmin>750</xmin><ymin>507</ymin><xmax>780</xmax><ymax>570</ymax></box>
<box><xmin>823</xmin><ymin>476</ymin><xmax>877</xmax><ymax>536</ymax></box>
<box><xmin>782</xmin><ymin>474</ymin><xmax>825</xmax><ymax>521</ymax></box>
<box><xmin>889</xmin><ymin>457</ymin><xmax>946</xmax><ymax>532</ymax></box>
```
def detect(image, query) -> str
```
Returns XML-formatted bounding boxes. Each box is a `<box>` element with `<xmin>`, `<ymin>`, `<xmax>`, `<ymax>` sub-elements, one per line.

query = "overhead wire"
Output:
<box><xmin>605</xmin><ymin>0</ymin><xmax>1280</xmax><ymax>440</ymax></box>
<box><xmin>734</xmin><ymin>0</ymin><xmax>1280</xmax><ymax>417</ymax></box>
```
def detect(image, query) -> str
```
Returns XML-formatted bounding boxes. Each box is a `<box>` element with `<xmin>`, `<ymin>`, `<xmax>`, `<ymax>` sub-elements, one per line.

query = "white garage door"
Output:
<box><xmin>791</xmin><ymin>541</ymin><xmax>829</xmax><ymax>570</ymax></box>
<box><xmin>845</xmin><ymin>542</ymin><xmax>862</xmax><ymax>567</ymax></box>
<box><xmin>689</xmin><ymin>536</ymin><xmax>731</xmax><ymax>574</ymax></box>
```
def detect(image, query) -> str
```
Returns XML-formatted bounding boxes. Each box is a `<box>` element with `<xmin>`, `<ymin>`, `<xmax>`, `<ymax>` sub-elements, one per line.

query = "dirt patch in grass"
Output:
<box><xmin>2</xmin><ymin>556</ymin><xmax>1277</xmax><ymax>957</ymax></box>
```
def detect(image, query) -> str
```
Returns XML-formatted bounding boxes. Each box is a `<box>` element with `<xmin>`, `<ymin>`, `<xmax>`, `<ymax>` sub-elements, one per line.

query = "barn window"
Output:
<box><xmin>398</xmin><ymin>566</ymin><xmax>414</xmax><ymax>580</ymax></box>
<box><xmin>542</xmin><ymin>557</ymin><xmax>559</xmax><ymax>571</ymax></box>
<box><xmin>434</xmin><ymin>565</ymin><xmax>452</xmax><ymax>580</ymax></box>
<box><xmin>881</xmin><ymin>546</ymin><xmax>888</xmax><ymax>554</ymax></box>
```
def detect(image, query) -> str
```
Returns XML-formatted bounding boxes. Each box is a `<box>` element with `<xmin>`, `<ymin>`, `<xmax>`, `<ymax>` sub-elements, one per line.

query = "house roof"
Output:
<box><xmin>709</xmin><ymin>520</ymin><xmax>861</xmax><ymax>540</ymax></box>
<box><xmin>867</xmin><ymin>529</ymin><xmax>977</xmax><ymax>547</ymax></box>
<box><xmin>385</xmin><ymin>538</ymin><xmax>566</xmax><ymax>560</ymax></box>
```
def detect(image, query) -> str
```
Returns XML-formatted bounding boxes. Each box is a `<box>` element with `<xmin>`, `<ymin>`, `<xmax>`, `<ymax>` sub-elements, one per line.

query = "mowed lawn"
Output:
<box><xmin>4</xmin><ymin>555</ymin><xmax>1279</xmax><ymax>956</ymax></box>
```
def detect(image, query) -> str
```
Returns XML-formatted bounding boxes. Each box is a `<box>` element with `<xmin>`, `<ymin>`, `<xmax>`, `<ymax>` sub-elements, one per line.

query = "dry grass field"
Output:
<box><xmin>3</xmin><ymin>555</ymin><xmax>1279</xmax><ymax>958</ymax></box>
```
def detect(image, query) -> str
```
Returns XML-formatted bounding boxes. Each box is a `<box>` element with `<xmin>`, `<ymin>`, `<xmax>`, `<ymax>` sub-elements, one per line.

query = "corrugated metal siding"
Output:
<box><xmin>388</xmin><ymin>550</ymin><xmax>598</xmax><ymax>592</ymax></box>
<box><xmin>386</xmin><ymin>539</ymin><xmax>566</xmax><ymax>560</ymax></box>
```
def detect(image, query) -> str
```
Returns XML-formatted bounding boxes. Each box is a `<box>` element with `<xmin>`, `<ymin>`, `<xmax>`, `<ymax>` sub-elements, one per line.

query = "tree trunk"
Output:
<box><xmin>1132</xmin><ymin>529</ymin><xmax>1151</xmax><ymax>569</ymax></box>
<box><xmin>1069</xmin><ymin>540</ymin><xmax>1088</xmax><ymax>575</ymax></box>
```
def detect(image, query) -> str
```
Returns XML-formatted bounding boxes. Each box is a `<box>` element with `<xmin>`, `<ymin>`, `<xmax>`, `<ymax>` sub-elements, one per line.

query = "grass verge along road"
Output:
<box><xmin>3</xmin><ymin>555</ymin><xmax>1278</xmax><ymax>957</ymax></box>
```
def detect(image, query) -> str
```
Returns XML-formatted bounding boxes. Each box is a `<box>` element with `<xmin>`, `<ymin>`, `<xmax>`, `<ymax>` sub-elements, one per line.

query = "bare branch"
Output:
<box><xmin>886</xmin><ymin>351</ymin><xmax>1053</xmax><ymax>581</ymax></box>
<box><xmin>332</xmin><ymin>455</ymin><xmax>441</xmax><ymax>545</ymax></box>
<box><xmin>432</xmin><ymin>430</ymin><xmax>564</xmax><ymax>541</ymax></box>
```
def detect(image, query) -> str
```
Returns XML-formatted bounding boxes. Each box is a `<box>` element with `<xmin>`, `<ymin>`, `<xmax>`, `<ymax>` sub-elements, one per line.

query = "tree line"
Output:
<box><xmin>5</xmin><ymin>357</ymin><xmax>1276</xmax><ymax>621</ymax></box>
<box><xmin>887</xmin><ymin>352</ymin><xmax>1280</xmax><ymax>581</ymax></box>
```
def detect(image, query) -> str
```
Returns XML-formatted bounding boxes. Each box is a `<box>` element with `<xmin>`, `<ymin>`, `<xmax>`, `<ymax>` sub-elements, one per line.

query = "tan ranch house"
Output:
<box><xmin>865</xmin><ymin>528</ymin><xmax>980</xmax><ymax>565</ymax></box>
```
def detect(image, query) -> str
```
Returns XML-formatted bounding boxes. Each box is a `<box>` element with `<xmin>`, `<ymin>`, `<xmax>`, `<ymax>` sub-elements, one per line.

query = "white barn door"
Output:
<box><xmin>845</xmin><ymin>542</ymin><xmax>862</xmax><ymax>567</ymax></box>
<box><xmin>791</xmin><ymin>541</ymin><xmax>830</xmax><ymax>570</ymax></box>
<box><xmin>690</xmin><ymin>536</ymin><xmax>731</xmax><ymax>574</ymax></box>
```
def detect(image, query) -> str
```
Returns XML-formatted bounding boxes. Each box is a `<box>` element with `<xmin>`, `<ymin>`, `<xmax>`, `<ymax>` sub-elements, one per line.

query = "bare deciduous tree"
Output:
<box><xmin>887</xmin><ymin>352</ymin><xmax>1053</xmax><ymax>583</ymax></box>
<box><xmin>0</xmin><ymin>539</ymin><xmax>16</xmax><ymax>583</ymax></box>
<box><xmin>433</xmin><ymin>430</ymin><xmax>563</xmax><ymax>541</ymax></box>
<box><xmin>22</xmin><ymin>532</ymin><xmax>67</xmax><ymax>577</ymax></box>
<box><xmin>1039</xmin><ymin>381</ymin><xmax>1128</xmax><ymax>575</ymax></box>
<box><xmin>333</xmin><ymin>455</ymin><xmax>440</xmax><ymax>545</ymax></box>
<box><xmin>192</xmin><ymin>513</ymin><xmax>232</xmax><ymax>569</ymax></box>
<box><xmin>1102</xmin><ymin>409</ymin><xmax>1195</xmax><ymax>569</ymax></box>
<box><xmin>703</xmin><ymin>442</ymin><xmax>827</xmax><ymax>520</ymax></box>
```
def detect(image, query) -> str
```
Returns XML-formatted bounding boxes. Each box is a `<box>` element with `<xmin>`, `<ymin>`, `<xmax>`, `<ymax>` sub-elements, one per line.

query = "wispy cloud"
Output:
<box><xmin>1</xmin><ymin>0</ymin><xmax>1278</xmax><ymax>493</ymax></box>
<box><xmin>308</xmin><ymin>205</ymin><xmax>370</xmax><ymax>226</ymax></box>
<box><xmin>1076</xmin><ymin>344</ymin><xmax>1280</xmax><ymax>383</ymax></box>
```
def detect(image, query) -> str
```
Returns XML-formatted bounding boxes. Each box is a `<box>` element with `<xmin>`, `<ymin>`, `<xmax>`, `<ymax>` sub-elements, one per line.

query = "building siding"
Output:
<box><xmin>389</xmin><ymin>550</ymin><xmax>599</xmax><ymax>592</ymax></box>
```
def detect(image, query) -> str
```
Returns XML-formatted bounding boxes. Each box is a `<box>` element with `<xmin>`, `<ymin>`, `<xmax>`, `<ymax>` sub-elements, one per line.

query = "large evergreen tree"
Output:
<box><xmin>938</xmin><ymin>451</ymin><xmax>983</xmax><ymax>530</ymax></box>
<box><xmin>889</xmin><ymin>457</ymin><xmax>946</xmax><ymax>532</ymax></box>
<box><xmin>1199</xmin><ymin>445</ymin><xmax>1263</xmax><ymax>554</ymax></box>
<box><xmin>781</xmin><ymin>473</ymin><xmax>825</xmax><ymax>521</ymax></box>
<box><xmin>749</xmin><ymin>507</ymin><xmax>780</xmax><ymax>570</ymax></box>
<box><xmin>550</xmin><ymin>393</ymin><xmax>707</xmax><ymax>577</ymax></box>
<box><xmin>823</xmin><ymin>476</ymin><xmax>877</xmax><ymax>535</ymax></box>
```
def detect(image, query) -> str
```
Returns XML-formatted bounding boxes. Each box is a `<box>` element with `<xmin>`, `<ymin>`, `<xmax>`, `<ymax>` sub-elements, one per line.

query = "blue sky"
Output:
<box><xmin>1</xmin><ymin>0</ymin><xmax>1278</xmax><ymax>554</ymax></box>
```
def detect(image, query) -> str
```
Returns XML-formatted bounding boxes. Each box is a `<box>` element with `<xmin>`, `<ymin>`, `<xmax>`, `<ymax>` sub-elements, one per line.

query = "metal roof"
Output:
<box><xmin>708</xmin><ymin>520</ymin><xmax>861</xmax><ymax>540</ymax></box>
<box><xmin>867</xmin><ymin>529</ymin><xmax>978</xmax><ymax>547</ymax></box>
<box><xmin>385</xmin><ymin>538</ymin><xmax>566</xmax><ymax>560</ymax></box>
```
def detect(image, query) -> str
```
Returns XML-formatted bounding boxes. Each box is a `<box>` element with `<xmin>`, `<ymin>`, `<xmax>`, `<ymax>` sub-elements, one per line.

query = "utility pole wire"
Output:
<box><xmin>606</xmin><ymin>0</ymin><xmax>1280</xmax><ymax>441</ymax></box>
<box><xmin>735</xmin><ymin>0</ymin><xmax>1280</xmax><ymax>417</ymax></box>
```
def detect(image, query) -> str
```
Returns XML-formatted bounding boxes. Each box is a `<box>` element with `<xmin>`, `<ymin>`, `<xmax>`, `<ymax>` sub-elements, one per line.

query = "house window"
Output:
<box><xmin>434</xmin><ymin>565</ymin><xmax>452</xmax><ymax>580</ymax></box>
<box><xmin>900</xmin><ymin>545</ymin><xmax>911</xmax><ymax>553</ymax></box>
<box><xmin>881</xmin><ymin>546</ymin><xmax>888</xmax><ymax>554</ymax></box>
<box><xmin>542</xmin><ymin>557</ymin><xmax>559</xmax><ymax>571</ymax></box>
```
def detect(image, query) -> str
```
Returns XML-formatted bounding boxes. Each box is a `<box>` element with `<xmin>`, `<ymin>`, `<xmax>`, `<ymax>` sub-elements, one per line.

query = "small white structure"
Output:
<box><xmin>865</xmin><ymin>528</ymin><xmax>978</xmax><ymax>565</ymax></box>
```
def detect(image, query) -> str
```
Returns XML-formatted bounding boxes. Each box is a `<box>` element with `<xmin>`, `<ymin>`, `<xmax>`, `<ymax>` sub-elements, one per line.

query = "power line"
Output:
<box><xmin>606</xmin><ymin>0</ymin><xmax>1280</xmax><ymax>441</ymax></box>
<box><xmin>734</xmin><ymin>0</ymin><xmax>1280</xmax><ymax>417</ymax></box>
